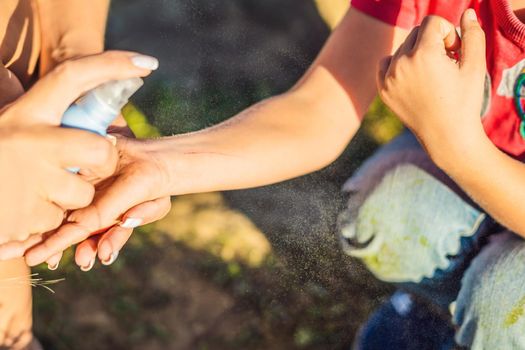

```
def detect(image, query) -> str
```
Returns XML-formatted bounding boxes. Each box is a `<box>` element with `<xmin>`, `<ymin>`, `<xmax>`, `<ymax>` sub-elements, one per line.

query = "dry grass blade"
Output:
<box><xmin>0</xmin><ymin>273</ymin><xmax>65</xmax><ymax>293</ymax></box>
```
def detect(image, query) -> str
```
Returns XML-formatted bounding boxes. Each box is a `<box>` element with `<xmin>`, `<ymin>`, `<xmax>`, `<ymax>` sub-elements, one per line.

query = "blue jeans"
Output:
<box><xmin>339</xmin><ymin>131</ymin><xmax>525</xmax><ymax>349</ymax></box>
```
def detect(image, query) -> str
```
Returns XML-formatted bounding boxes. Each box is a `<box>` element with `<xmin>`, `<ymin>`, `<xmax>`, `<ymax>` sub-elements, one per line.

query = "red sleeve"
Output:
<box><xmin>350</xmin><ymin>0</ymin><xmax>430</xmax><ymax>29</ymax></box>
<box><xmin>351</xmin><ymin>0</ymin><xmax>471</xmax><ymax>29</ymax></box>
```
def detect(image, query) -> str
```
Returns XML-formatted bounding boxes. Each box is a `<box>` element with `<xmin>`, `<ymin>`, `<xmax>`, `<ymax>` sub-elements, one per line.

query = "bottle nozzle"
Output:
<box><xmin>92</xmin><ymin>78</ymin><xmax>144</xmax><ymax>112</ymax></box>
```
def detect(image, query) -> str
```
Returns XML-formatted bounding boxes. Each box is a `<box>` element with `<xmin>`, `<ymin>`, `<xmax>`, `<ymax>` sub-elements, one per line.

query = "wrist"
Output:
<box><xmin>137</xmin><ymin>137</ymin><xmax>192</xmax><ymax>196</ymax></box>
<box><xmin>427</xmin><ymin>122</ymin><xmax>493</xmax><ymax>173</ymax></box>
<box><xmin>142</xmin><ymin>134</ymin><xmax>221</xmax><ymax>196</ymax></box>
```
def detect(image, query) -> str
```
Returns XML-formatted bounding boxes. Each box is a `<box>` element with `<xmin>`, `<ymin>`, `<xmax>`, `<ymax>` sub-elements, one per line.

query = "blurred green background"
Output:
<box><xmin>33</xmin><ymin>1</ymin><xmax>403</xmax><ymax>349</ymax></box>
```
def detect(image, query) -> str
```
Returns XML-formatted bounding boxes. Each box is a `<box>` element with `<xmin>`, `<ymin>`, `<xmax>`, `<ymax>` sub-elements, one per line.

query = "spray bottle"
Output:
<box><xmin>61</xmin><ymin>78</ymin><xmax>144</xmax><ymax>172</ymax></box>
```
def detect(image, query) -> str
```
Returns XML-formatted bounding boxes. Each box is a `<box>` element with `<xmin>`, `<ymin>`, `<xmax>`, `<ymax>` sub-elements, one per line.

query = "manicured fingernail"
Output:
<box><xmin>102</xmin><ymin>251</ymin><xmax>119</xmax><ymax>266</ymax></box>
<box><xmin>48</xmin><ymin>261</ymin><xmax>59</xmax><ymax>271</ymax></box>
<box><xmin>466</xmin><ymin>9</ymin><xmax>477</xmax><ymax>21</ymax></box>
<box><xmin>98</xmin><ymin>240</ymin><xmax>112</xmax><ymax>261</ymax></box>
<box><xmin>106</xmin><ymin>134</ymin><xmax>117</xmax><ymax>146</ymax></box>
<box><xmin>131</xmin><ymin>55</ymin><xmax>159</xmax><ymax>70</ymax></box>
<box><xmin>80</xmin><ymin>259</ymin><xmax>95</xmax><ymax>272</ymax></box>
<box><xmin>120</xmin><ymin>218</ymin><xmax>142</xmax><ymax>229</ymax></box>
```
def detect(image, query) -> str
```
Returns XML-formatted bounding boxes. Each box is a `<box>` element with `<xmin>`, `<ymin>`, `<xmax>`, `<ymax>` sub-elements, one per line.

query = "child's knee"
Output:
<box><xmin>340</xmin><ymin>161</ymin><xmax>486</xmax><ymax>284</ymax></box>
<box><xmin>453</xmin><ymin>233</ymin><xmax>525</xmax><ymax>349</ymax></box>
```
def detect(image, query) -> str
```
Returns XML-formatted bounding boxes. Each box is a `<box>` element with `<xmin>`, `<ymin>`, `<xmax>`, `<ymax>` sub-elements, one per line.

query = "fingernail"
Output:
<box><xmin>466</xmin><ymin>9</ymin><xmax>477</xmax><ymax>21</ymax></box>
<box><xmin>131</xmin><ymin>55</ymin><xmax>159</xmax><ymax>70</ymax></box>
<box><xmin>106</xmin><ymin>134</ymin><xmax>117</xmax><ymax>146</ymax></box>
<box><xmin>80</xmin><ymin>259</ymin><xmax>95</xmax><ymax>272</ymax></box>
<box><xmin>120</xmin><ymin>218</ymin><xmax>143</xmax><ymax>229</ymax></box>
<box><xmin>98</xmin><ymin>240</ymin><xmax>112</xmax><ymax>261</ymax></box>
<box><xmin>102</xmin><ymin>251</ymin><xmax>119</xmax><ymax>266</ymax></box>
<box><xmin>48</xmin><ymin>261</ymin><xmax>60</xmax><ymax>271</ymax></box>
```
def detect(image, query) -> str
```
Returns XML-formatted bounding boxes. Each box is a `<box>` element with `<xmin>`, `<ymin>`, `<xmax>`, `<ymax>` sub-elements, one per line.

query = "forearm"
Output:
<box><xmin>142</xmin><ymin>9</ymin><xmax>409</xmax><ymax>196</ymax></box>
<box><xmin>432</xmin><ymin>126</ymin><xmax>525</xmax><ymax>238</ymax></box>
<box><xmin>150</xmin><ymin>80</ymin><xmax>359</xmax><ymax>196</ymax></box>
<box><xmin>131</xmin><ymin>8</ymin><xmax>406</xmax><ymax>197</ymax></box>
<box><xmin>36</xmin><ymin>0</ymin><xmax>110</xmax><ymax>73</ymax></box>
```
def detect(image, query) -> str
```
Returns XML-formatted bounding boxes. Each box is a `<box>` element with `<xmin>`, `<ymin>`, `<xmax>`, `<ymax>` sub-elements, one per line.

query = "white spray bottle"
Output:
<box><xmin>61</xmin><ymin>78</ymin><xmax>144</xmax><ymax>172</ymax></box>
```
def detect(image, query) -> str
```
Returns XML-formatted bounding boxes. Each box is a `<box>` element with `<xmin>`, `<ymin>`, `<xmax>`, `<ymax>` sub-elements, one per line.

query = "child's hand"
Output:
<box><xmin>377</xmin><ymin>9</ymin><xmax>487</xmax><ymax>167</ymax></box>
<box><xmin>23</xmin><ymin>136</ymin><xmax>172</xmax><ymax>270</ymax></box>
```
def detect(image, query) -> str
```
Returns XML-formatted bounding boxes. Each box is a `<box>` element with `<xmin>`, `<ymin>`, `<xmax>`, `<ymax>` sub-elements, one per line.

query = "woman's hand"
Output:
<box><xmin>376</xmin><ymin>9</ymin><xmax>487</xmax><ymax>167</ymax></box>
<box><xmin>0</xmin><ymin>51</ymin><xmax>156</xmax><ymax>248</ymax></box>
<box><xmin>23</xmin><ymin>137</ymin><xmax>172</xmax><ymax>269</ymax></box>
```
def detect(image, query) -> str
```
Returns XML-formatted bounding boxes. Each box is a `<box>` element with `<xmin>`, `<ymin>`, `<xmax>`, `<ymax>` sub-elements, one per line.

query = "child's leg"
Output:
<box><xmin>339</xmin><ymin>131</ymin><xmax>496</xmax><ymax>309</ymax></box>
<box><xmin>453</xmin><ymin>233</ymin><xmax>525</xmax><ymax>349</ymax></box>
<box><xmin>0</xmin><ymin>258</ymin><xmax>38</xmax><ymax>350</ymax></box>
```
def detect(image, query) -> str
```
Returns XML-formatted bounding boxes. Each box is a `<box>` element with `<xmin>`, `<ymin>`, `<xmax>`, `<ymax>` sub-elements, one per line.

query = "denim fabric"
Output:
<box><xmin>354</xmin><ymin>291</ymin><xmax>456</xmax><ymax>350</ymax></box>
<box><xmin>339</xmin><ymin>131</ymin><xmax>525</xmax><ymax>348</ymax></box>
<box><xmin>454</xmin><ymin>233</ymin><xmax>525</xmax><ymax>349</ymax></box>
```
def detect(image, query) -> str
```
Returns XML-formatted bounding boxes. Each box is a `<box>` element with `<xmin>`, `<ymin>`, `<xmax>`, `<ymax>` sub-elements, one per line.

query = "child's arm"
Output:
<box><xmin>377</xmin><ymin>10</ymin><xmax>525</xmax><ymax>237</ymax></box>
<box><xmin>23</xmin><ymin>8</ymin><xmax>411</xmax><ymax>267</ymax></box>
<box><xmin>153</xmin><ymin>8</ymin><xmax>411</xmax><ymax>192</ymax></box>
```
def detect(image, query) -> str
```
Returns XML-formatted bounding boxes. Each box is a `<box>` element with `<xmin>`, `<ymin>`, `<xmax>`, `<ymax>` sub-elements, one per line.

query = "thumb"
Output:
<box><xmin>459</xmin><ymin>9</ymin><xmax>486</xmax><ymax>73</ymax></box>
<box><xmin>415</xmin><ymin>16</ymin><xmax>458</xmax><ymax>51</ymax></box>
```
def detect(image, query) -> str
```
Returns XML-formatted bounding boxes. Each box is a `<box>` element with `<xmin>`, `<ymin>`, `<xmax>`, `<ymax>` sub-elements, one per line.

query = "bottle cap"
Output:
<box><xmin>92</xmin><ymin>78</ymin><xmax>144</xmax><ymax>113</ymax></box>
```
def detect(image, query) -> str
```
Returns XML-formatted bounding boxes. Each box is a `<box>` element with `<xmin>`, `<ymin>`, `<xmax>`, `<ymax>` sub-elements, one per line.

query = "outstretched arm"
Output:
<box><xmin>23</xmin><ymin>8</ymin><xmax>410</xmax><ymax>268</ymax></box>
<box><xmin>155</xmin><ymin>9</ymin><xmax>409</xmax><ymax>193</ymax></box>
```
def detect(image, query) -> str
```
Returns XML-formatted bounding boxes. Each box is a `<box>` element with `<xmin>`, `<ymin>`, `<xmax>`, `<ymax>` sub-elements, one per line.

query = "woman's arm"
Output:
<box><xmin>36</xmin><ymin>0</ymin><xmax>110</xmax><ymax>75</ymax></box>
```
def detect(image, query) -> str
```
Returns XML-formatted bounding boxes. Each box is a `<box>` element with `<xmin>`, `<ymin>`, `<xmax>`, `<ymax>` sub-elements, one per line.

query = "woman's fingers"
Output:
<box><xmin>17</xmin><ymin>51</ymin><xmax>158</xmax><ymax>124</ymax></box>
<box><xmin>122</xmin><ymin>196</ymin><xmax>172</xmax><ymax>227</ymax></box>
<box><xmin>95</xmin><ymin>197</ymin><xmax>171</xmax><ymax>263</ymax></box>
<box><xmin>24</xmin><ymin>209</ymin><xmax>116</xmax><ymax>267</ymax></box>
<box><xmin>75</xmin><ymin>197</ymin><xmax>171</xmax><ymax>267</ymax></box>
<box><xmin>75</xmin><ymin>235</ymin><xmax>101</xmax><ymax>272</ymax></box>
<box><xmin>29</xmin><ymin>203</ymin><xmax>65</xmax><ymax>236</ymax></box>
<box><xmin>48</xmin><ymin>128</ymin><xmax>119</xmax><ymax>180</ymax></box>
<box><xmin>46</xmin><ymin>251</ymin><xmax>63</xmax><ymax>271</ymax></box>
<box><xmin>96</xmin><ymin>226</ymin><xmax>134</xmax><ymax>265</ymax></box>
<box><xmin>76</xmin><ymin>226</ymin><xmax>132</xmax><ymax>269</ymax></box>
<box><xmin>26</xmin><ymin>195</ymin><xmax>171</xmax><ymax>267</ymax></box>
<box><xmin>46</xmin><ymin>171</ymin><xmax>95</xmax><ymax>211</ymax></box>
<box><xmin>0</xmin><ymin>235</ymin><xmax>43</xmax><ymax>261</ymax></box>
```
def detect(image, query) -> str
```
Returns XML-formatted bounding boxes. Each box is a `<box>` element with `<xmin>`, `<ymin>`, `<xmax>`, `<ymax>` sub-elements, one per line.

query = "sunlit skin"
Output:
<box><xmin>0</xmin><ymin>50</ymin><xmax>154</xmax><ymax>350</ymax></box>
<box><xmin>2</xmin><ymin>2</ymin><xmax>525</xmax><ymax>348</ymax></box>
<box><xmin>377</xmin><ymin>9</ymin><xmax>525</xmax><ymax>252</ymax></box>
<box><xmin>0</xmin><ymin>50</ymin><xmax>154</xmax><ymax>349</ymax></box>
<box><xmin>19</xmin><ymin>2</ymin><xmax>525</xmax><ymax>273</ymax></box>
<box><xmin>0</xmin><ymin>2</ymin><xmax>115</xmax><ymax>349</ymax></box>
<box><xmin>24</xmin><ymin>8</ymin><xmax>411</xmax><ymax>270</ymax></box>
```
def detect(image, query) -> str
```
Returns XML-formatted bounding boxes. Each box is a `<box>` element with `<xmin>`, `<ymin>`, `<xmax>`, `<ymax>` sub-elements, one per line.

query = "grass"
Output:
<box><xmin>33</xmin><ymin>74</ymin><xmax>401</xmax><ymax>349</ymax></box>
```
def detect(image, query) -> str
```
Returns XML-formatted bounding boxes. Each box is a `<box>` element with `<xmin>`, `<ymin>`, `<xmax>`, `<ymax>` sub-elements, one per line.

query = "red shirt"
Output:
<box><xmin>352</xmin><ymin>0</ymin><xmax>525</xmax><ymax>157</ymax></box>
